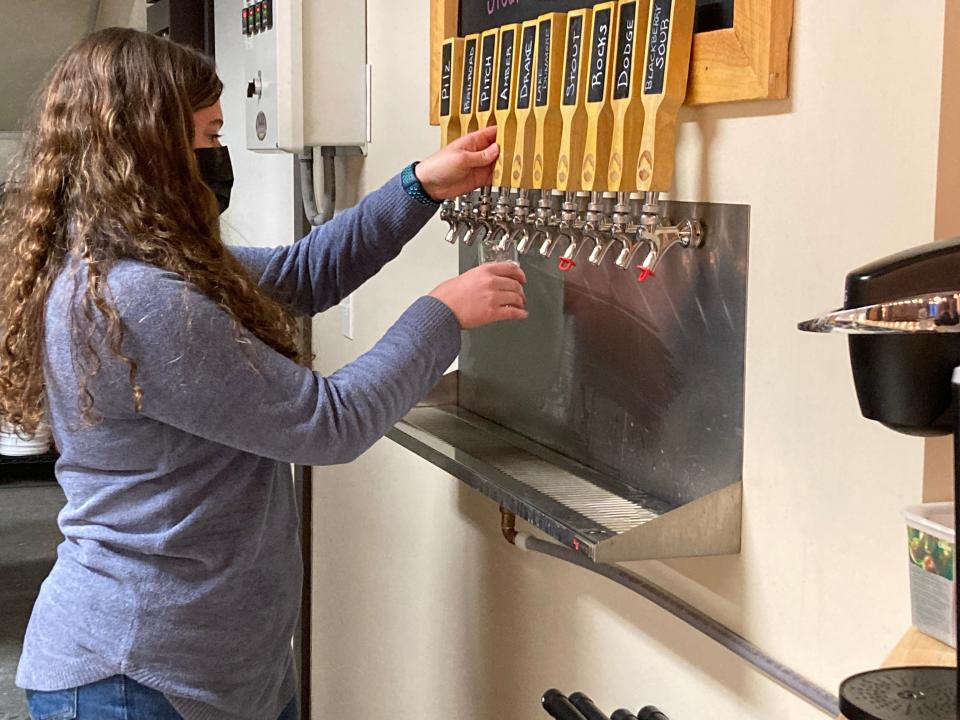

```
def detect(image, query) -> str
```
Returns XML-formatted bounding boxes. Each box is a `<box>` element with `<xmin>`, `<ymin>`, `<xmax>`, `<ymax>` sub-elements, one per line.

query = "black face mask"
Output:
<box><xmin>195</xmin><ymin>146</ymin><xmax>234</xmax><ymax>215</ymax></box>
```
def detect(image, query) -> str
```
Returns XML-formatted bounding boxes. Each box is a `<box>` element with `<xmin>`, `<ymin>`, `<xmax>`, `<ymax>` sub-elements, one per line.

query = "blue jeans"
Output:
<box><xmin>26</xmin><ymin>675</ymin><xmax>299</xmax><ymax>720</ymax></box>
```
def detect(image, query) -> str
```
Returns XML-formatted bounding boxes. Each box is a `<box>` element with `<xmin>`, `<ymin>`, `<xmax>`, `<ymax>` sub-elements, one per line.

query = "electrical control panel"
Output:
<box><xmin>242</xmin><ymin>0</ymin><xmax>369</xmax><ymax>153</ymax></box>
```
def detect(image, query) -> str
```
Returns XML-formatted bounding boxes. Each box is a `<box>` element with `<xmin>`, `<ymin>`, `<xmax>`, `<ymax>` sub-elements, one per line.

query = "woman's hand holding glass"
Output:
<box><xmin>429</xmin><ymin>262</ymin><xmax>527</xmax><ymax>329</ymax></box>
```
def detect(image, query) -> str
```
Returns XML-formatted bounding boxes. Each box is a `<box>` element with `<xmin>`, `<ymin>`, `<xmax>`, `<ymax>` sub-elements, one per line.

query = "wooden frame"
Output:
<box><xmin>429</xmin><ymin>0</ymin><xmax>793</xmax><ymax>124</ymax></box>
<box><xmin>686</xmin><ymin>0</ymin><xmax>793</xmax><ymax>105</ymax></box>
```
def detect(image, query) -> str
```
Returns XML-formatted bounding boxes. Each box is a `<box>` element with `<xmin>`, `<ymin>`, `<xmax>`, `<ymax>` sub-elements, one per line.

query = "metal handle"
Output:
<box><xmin>798</xmin><ymin>290</ymin><xmax>960</xmax><ymax>334</ymax></box>
<box><xmin>637</xmin><ymin>706</ymin><xmax>670</xmax><ymax>720</ymax></box>
<box><xmin>542</xmin><ymin>690</ymin><xmax>590</xmax><ymax>720</ymax></box>
<box><xmin>568</xmin><ymin>692</ymin><xmax>610</xmax><ymax>720</ymax></box>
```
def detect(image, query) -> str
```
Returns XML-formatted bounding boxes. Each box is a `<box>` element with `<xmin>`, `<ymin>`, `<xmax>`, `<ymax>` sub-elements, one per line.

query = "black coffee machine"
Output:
<box><xmin>800</xmin><ymin>238</ymin><xmax>960</xmax><ymax>719</ymax></box>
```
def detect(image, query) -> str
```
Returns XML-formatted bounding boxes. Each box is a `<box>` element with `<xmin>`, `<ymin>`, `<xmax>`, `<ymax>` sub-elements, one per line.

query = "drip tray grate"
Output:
<box><xmin>388</xmin><ymin>401</ymin><xmax>741</xmax><ymax>562</ymax></box>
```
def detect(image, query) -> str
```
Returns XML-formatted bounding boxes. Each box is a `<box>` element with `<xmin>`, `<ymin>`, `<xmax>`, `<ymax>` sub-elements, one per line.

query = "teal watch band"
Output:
<box><xmin>402</xmin><ymin>162</ymin><xmax>441</xmax><ymax>207</ymax></box>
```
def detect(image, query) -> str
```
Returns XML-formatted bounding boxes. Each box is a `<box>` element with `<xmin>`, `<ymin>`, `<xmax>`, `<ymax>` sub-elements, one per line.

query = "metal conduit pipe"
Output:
<box><xmin>499</xmin><ymin>510</ymin><xmax>841</xmax><ymax>717</ymax></box>
<box><xmin>298</xmin><ymin>148</ymin><xmax>336</xmax><ymax>227</ymax></box>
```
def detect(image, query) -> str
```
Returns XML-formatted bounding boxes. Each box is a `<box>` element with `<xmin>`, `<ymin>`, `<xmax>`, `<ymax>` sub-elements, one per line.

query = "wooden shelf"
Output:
<box><xmin>880</xmin><ymin>627</ymin><xmax>955</xmax><ymax>669</ymax></box>
<box><xmin>836</xmin><ymin>628</ymin><xmax>955</xmax><ymax>719</ymax></box>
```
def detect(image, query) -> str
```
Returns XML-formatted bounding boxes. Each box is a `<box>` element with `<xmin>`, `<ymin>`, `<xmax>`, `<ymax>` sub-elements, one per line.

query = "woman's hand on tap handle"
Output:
<box><xmin>430</xmin><ymin>262</ymin><xmax>527</xmax><ymax>329</ymax></box>
<box><xmin>415</xmin><ymin>126</ymin><xmax>500</xmax><ymax>199</ymax></box>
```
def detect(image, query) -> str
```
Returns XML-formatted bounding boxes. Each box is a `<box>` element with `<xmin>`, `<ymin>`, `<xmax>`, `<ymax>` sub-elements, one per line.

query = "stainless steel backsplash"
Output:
<box><xmin>459</xmin><ymin>200</ymin><xmax>749</xmax><ymax>508</ymax></box>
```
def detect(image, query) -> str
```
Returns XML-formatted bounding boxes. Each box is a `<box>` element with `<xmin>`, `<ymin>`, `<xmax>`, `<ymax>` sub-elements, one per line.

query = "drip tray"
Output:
<box><xmin>387</xmin><ymin>381</ymin><xmax>741</xmax><ymax>562</ymax></box>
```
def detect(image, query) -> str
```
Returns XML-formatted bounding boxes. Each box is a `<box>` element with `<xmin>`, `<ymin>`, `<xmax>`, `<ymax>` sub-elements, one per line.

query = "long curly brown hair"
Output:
<box><xmin>0</xmin><ymin>28</ymin><xmax>300</xmax><ymax>434</ymax></box>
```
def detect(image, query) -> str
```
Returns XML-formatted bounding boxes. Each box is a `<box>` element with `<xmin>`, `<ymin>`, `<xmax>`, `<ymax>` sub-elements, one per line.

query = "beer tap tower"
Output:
<box><xmin>448</xmin><ymin>32</ymin><xmax>480</xmax><ymax>244</ymax></box>
<box><xmin>489</xmin><ymin>22</ymin><xmax>522</xmax><ymax>257</ymax></box>
<box><xmin>471</xmin><ymin>27</ymin><xmax>500</xmax><ymax>246</ymax></box>
<box><xmin>502</xmin><ymin>18</ymin><xmax>541</xmax><ymax>254</ymax></box>
<box><xmin>436</xmin><ymin>0</ymin><xmax>704</xmax><ymax>284</ymax></box>
<box><xmin>549</xmin><ymin>7</ymin><xmax>593</xmax><ymax>271</ymax></box>
<box><xmin>578</xmin><ymin>2</ymin><xmax>618</xmax><ymax>271</ymax></box>
<box><xmin>631</xmin><ymin>0</ymin><xmax>700</xmax><ymax>282</ymax></box>
<box><xmin>528</xmin><ymin>12</ymin><xmax>567</xmax><ymax>256</ymax></box>
<box><xmin>438</xmin><ymin>36</ymin><xmax>464</xmax><ymax>243</ymax></box>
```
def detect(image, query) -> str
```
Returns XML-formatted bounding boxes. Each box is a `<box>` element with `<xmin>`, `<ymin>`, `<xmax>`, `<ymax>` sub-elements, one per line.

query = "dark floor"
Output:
<box><xmin>0</xmin><ymin>481</ymin><xmax>64</xmax><ymax>720</ymax></box>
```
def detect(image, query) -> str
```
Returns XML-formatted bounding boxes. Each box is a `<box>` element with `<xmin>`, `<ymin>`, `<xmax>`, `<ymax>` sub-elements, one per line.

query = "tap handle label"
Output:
<box><xmin>613</xmin><ymin>1</ymin><xmax>637</xmax><ymax>100</ymax></box>
<box><xmin>535</xmin><ymin>18</ymin><xmax>553</xmax><ymax>108</ymax></box>
<box><xmin>440</xmin><ymin>41</ymin><xmax>453</xmax><ymax>118</ymax></box>
<box><xmin>516</xmin><ymin>24</ymin><xmax>537</xmax><ymax>110</ymax></box>
<box><xmin>562</xmin><ymin>15</ymin><xmax>584</xmax><ymax>106</ymax></box>
<box><xmin>643</xmin><ymin>0</ymin><xmax>672</xmax><ymax>95</ymax></box>
<box><xmin>496</xmin><ymin>28</ymin><xmax>517</xmax><ymax>111</ymax></box>
<box><xmin>461</xmin><ymin>37</ymin><xmax>478</xmax><ymax>114</ymax></box>
<box><xmin>478</xmin><ymin>32</ymin><xmax>498</xmax><ymax>113</ymax></box>
<box><xmin>587</xmin><ymin>7</ymin><xmax>613</xmax><ymax>103</ymax></box>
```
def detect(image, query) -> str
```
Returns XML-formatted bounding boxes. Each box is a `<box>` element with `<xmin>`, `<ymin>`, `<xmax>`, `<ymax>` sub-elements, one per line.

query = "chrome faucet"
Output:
<box><xmin>491</xmin><ymin>187</ymin><xmax>515</xmax><ymax>250</ymax></box>
<box><xmin>608</xmin><ymin>193</ymin><xmax>638</xmax><ymax>269</ymax></box>
<box><xmin>464</xmin><ymin>186</ymin><xmax>495</xmax><ymax>246</ymax></box>
<box><xmin>582</xmin><ymin>193</ymin><xmax>622</xmax><ymax>267</ymax></box>
<box><xmin>523</xmin><ymin>191</ymin><xmax>557</xmax><ymax>256</ymax></box>
<box><xmin>545</xmin><ymin>193</ymin><xmax>585</xmax><ymax>271</ymax></box>
<box><xmin>440</xmin><ymin>183</ymin><xmax>703</xmax><ymax>280</ymax></box>
<box><xmin>631</xmin><ymin>191</ymin><xmax>704</xmax><ymax>282</ymax></box>
<box><xmin>440</xmin><ymin>199</ymin><xmax>459</xmax><ymax>244</ymax></box>
<box><xmin>454</xmin><ymin>192</ymin><xmax>476</xmax><ymax>245</ymax></box>
<box><xmin>498</xmin><ymin>188</ymin><xmax>532</xmax><ymax>254</ymax></box>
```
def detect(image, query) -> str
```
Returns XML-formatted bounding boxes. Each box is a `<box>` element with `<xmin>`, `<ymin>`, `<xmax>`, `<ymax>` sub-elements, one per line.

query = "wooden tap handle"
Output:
<box><xmin>635</xmin><ymin>0</ymin><xmax>695</xmax><ymax>192</ymax></box>
<box><xmin>581</xmin><ymin>1</ymin><xmax>618</xmax><ymax>191</ymax></box>
<box><xmin>508</xmin><ymin>20</ymin><xmax>539</xmax><ymax>189</ymax></box>
<box><xmin>458</xmin><ymin>34</ymin><xmax>481</xmax><ymax>136</ymax></box>
<box><xmin>607</xmin><ymin>0</ymin><xmax>650</xmax><ymax>192</ymax></box>
<box><xmin>439</xmin><ymin>37</ymin><xmax>464</xmax><ymax>148</ymax></box>
<box><xmin>492</xmin><ymin>24</ymin><xmax>522</xmax><ymax>187</ymax></box>
<box><xmin>475</xmin><ymin>28</ymin><xmax>500</xmax><ymax>130</ymax></box>
<box><xmin>557</xmin><ymin>8</ymin><xmax>593</xmax><ymax>192</ymax></box>
<box><xmin>532</xmin><ymin>13</ymin><xmax>568</xmax><ymax>190</ymax></box>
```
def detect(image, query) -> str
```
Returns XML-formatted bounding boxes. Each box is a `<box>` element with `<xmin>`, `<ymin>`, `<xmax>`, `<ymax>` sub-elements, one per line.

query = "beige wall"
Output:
<box><xmin>0</xmin><ymin>0</ymin><xmax>100</xmax><ymax>131</ymax></box>
<box><xmin>310</xmin><ymin>2</ymin><xmax>947</xmax><ymax>719</ymax></box>
<box><xmin>95</xmin><ymin>0</ymin><xmax>147</xmax><ymax>30</ymax></box>
<box><xmin>0</xmin><ymin>134</ymin><xmax>21</xmax><ymax>181</ymax></box>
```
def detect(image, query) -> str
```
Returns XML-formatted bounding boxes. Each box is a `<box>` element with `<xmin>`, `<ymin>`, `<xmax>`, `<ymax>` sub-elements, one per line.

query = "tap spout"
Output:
<box><xmin>582</xmin><ymin>227</ymin><xmax>608</xmax><ymax>266</ymax></box>
<box><xmin>440</xmin><ymin>199</ymin><xmax>459</xmax><ymax>244</ymax></box>
<box><xmin>499</xmin><ymin>188</ymin><xmax>530</xmax><ymax>252</ymax></box>
<box><xmin>464</xmin><ymin>187</ymin><xmax>495</xmax><ymax>246</ymax></box>
<box><xmin>590</xmin><ymin>232</ymin><xmax>632</xmax><ymax>267</ymax></box>
<box><xmin>634</xmin><ymin>218</ymin><xmax>705</xmax><ymax>282</ymax></box>
<box><xmin>517</xmin><ymin>226</ymin><xmax>542</xmax><ymax>255</ymax></box>
<box><xmin>555</xmin><ymin>226</ymin><xmax>583</xmax><ymax>272</ymax></box>
<box><xmin>538</xmin><ymin>225</ymin><xmax>563</xmax><ymax>258</ymax></box>
<box><xmin>608</xmin><ymin>194</ymin><xmax>638</xmax><ymax>269</ymax></box>
<box><xmin>464</xmin><ymin>218</ymin><xmax>493</xmax><ymax>247</ymax></box>
<box><xmin>543</xmin><ymin>192</ymin><xmax>581</xmax><ymax>268</ymax></box>
<box><xmin>455</xmin><ymin>193</ymin><xmax>477</xmax><ymax>245</ymax></box>
<box><xmin>497</xmin><ymin>223</ymin><xmax>527</xmax><ymax>253</ymax></box>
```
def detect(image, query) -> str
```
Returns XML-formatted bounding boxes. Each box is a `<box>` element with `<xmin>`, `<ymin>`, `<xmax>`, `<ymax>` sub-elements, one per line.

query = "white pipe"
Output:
<box><xmin>298</xmin><ymin>147</ymin><xmax>335</xmax><ymax>227</ymax></box>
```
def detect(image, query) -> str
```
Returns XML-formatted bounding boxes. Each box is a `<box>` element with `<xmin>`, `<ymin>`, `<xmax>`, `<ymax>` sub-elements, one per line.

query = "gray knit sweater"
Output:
<box><xmin>16</xmin><ymin>173</ymin><xmax>460</xmax><ymax>720</ymax></box>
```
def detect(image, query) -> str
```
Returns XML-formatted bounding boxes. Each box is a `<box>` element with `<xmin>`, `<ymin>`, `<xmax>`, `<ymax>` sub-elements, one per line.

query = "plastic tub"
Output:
<box><xmin>903</xmin><ymin>502</ymin><xmax>956</xmax><ymax>648</ymax></box>
<box><xmin>0</xmin><ymin>422</ymin><xmax>51</xmax><ymax>457</ymax></box>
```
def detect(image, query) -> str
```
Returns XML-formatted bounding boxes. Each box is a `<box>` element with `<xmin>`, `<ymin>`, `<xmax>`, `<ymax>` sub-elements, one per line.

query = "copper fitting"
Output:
<box><xmin>500</xmin><ymin>506</ymin><xmax>518</xmax><ymax>544</ymax></box>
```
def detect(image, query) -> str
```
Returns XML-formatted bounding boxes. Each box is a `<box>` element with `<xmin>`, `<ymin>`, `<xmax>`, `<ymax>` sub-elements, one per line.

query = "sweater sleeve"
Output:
<box><xmin>103</xmin><ymin>263</ymin><xmax>460</xmax><ymax>466</ymax></box>
<box><xmin>231</xmin><ymin>172</ymin><xmax>439</xmax><ymax>316</ymax></box>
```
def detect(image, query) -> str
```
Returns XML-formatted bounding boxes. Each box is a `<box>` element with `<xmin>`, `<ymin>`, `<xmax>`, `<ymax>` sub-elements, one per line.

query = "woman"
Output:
<box><xmin>0</xmin><ymin>28</ymin><xmax>527</xmax><ymax>720</ymax></box>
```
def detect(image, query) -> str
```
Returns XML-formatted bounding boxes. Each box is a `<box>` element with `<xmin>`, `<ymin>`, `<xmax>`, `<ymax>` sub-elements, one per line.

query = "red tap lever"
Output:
<box><xmin>637</xmin><ymin>266</ymin><xmax>656</xmax><ymax>282</ymax></box>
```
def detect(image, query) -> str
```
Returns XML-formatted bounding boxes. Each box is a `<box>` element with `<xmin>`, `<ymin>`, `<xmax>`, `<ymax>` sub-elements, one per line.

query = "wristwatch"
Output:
<box><xmin>401</xmin><ymin>162</ymin><xmax>441</xmax><ymax>207</ymax></box>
